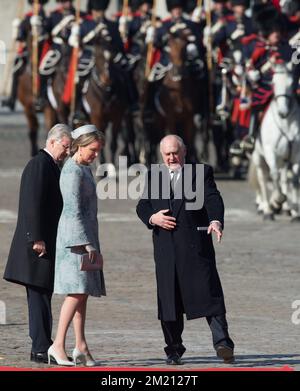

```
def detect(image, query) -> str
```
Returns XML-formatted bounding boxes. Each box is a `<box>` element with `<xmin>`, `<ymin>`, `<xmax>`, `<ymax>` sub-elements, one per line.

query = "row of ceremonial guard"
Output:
<box><xmin>3</xmin><ymin>0</ymin><xmax>300</xmax><ymax>157</ymax></box>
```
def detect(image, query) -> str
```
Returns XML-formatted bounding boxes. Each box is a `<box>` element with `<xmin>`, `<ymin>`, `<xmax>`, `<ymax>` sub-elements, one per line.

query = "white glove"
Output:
<box><xmin>30</xmin><ymin>15</ymin><xmax>42</xmax><ymax>27</ymax></box>
<box><xmin>186</xmin><ymin>42</ymin><xmax>198</xmax><ymax>60</ymax></box>
<box><xmin>119</xmin><ymin>15</ymin><xmax>128</xmax><ymax>37</ymax></box>
<box><xmin>68</xmin><ymin>23</ymin><xmax>80</xmax><ymax>47</ymax></box>
<box><xmin>248</xmin><ymin>69</ymin><xmax>260</xmax><ymax>82</ymax></box>
<box><xmin>68</xmin><ymin>34</ymin><xmax>79</xmax><ymax>48</ymax></box>
<box><xmin>230</xmin><ymin>26</ymin><xmax>244</xmax><ymax>41</ymax></box>
<box><xmin>119</xmin><ymin>15</ymin><xmax>127</xmax><ymax>26</ymax></box>
<box><xmin>140</xmin><ymin>20</ymin><xmax>151</xmax><ymax>34</ymax></box>
<box><xmin>12</xmin><ymin>18</ymin><xmax>21</xmax><ymax>40</ymax></box>
<box><xmin>191</xmin><ymin>6</ymin><xmax>202</xmax><ymax>23</ymax></box>
<box><xmin>234</xmin><ymin>64</ymin><xmax>243</xmax><ymax>76</ymax></box>
<box><xmin>71</xmin><ymin>23</ymin><xmax>80</xmax><ymax>36</ymax></box>
<box><xmin>204</xmin><ymin>25</ymin><xmax>211</xmax><ymax>36</ymax></box>
<box><xmin>203</xmin><ymin>25</ymin><xmax>211</xmax><ymax>48</ymax></box>
<box><xmin>232</xmin><ymin>50</ymin><xmax>242</xmax><ymax>64</ymax></box>
<box><xmin>146</xmin><ymin>25</ymin><xmax>155</xmax><ymax>44</ymax></box>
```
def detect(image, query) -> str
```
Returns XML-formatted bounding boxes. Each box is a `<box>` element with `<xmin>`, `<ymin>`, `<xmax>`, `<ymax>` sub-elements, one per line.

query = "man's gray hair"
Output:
<box><xmin>160</xmin><ymin>134</ymin><xmax>186</xmax><ymax>151</ymax></box>
<box><xmin>46</xmin><ymin>124</ymin><xmax>72</xmax><ymax>143</ymax></box>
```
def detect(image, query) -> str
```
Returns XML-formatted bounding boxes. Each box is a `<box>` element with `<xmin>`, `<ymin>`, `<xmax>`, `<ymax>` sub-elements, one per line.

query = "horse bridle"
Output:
<box><xmin>169</xmin><ymin>64</ymin><xmax>183</xmax><ymax>82</ymax></box>
<box><xmin>91</xmin><ymin>67</ymin><xmax>111</xmax><ymax>91</ymax></box>
<box><xmin>271</xmin><ymin>94</ymin><xmax>296</xmax><ymax>162</ymax></box>
<box><xmin>274</xmin><ymin>93</ymin><xmax>294</xmax><ymax>114</ymax></box>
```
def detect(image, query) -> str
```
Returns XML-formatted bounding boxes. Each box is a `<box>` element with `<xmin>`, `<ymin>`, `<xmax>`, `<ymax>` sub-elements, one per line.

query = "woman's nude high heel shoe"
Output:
<box><xmin>47</xmin><ymin>345</ymin><xmax>74</xmax><ymax>366</ymax></box>
<box><xmin>72</xmin><ymin>347</ymin><xmax>100</xmax><ymax>367</ymax></box>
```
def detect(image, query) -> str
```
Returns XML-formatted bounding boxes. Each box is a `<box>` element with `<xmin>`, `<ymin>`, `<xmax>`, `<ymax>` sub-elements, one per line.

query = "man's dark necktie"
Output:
<box><xmin>169</xmin><ymin>171</ymin><xmax>175</xmax><ymax>212</ymax></box>
<box><xmin>170</xmin><ymin>171</ymin><xmax>176</xmax><ymax>198</ymax></box>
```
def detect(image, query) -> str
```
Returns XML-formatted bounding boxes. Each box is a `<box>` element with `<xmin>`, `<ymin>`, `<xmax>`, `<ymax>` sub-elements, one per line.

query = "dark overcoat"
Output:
<box><xmin>136</xmin><ymin>163</ymin><xmax>226</xmax><ymax>321</ymax></box>
<box><xmin>3</xmin><ymin>150</ymin><xmax>63</xmax><ymax>291</ymax></box>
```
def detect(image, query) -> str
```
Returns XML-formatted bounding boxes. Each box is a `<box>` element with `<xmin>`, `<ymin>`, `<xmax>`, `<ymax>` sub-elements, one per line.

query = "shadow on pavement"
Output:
<box><xmin>97</xmin><ymin>353</ymin><xmax>300</xmax><ymax>368</ymax></box>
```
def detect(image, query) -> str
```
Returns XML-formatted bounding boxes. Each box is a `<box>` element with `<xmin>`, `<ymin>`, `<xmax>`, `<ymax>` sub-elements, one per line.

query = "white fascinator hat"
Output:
<box><xmin>71</xmin><ymin>125</ymin><xmax>99</xmax><ymax>140</ymax></box>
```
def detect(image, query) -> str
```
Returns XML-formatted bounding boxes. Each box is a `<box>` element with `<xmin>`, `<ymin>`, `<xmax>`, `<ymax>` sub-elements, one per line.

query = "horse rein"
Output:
<box><xmin>271</xmin><ymin>94</ymin><xmax>296</xmax><ymax>162</ymax></box>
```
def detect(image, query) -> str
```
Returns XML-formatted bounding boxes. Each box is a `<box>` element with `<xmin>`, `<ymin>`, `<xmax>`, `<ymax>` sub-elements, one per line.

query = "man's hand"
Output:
<box><xmin>151</xmin><ymin>209</ymin><xmax>176</xmax><ymax>231</ymax></box>
<box><xmin>33</xmin><ymin>241</ymin><xmax>47</xmax><ymax>257</ymax></box>
<box><xmin>207</xmin><ymin>221</ymin><xmax>223</xmax><ymax>243</ymax></box>
<box><xmin>30</xmin><ymin>15</ymin><xmax>42</xmax><ymax>27</ymax></box>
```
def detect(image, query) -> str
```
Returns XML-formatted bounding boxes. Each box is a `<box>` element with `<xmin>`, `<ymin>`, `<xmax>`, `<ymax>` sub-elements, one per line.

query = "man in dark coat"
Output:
<box><xmin>3</xmin><ymin>124</ymin><xmax>71</xmax><ymax>363</ymax></box>
<box><xmin>136</xmin><ymin>135</ymin><xmax>234</xmax><ymax>365</ymax></box>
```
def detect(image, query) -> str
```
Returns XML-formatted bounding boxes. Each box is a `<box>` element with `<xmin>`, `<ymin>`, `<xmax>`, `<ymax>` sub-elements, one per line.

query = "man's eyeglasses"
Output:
<box><xmin>56</xmin><ymin>140</ymin><xmax>70</xmax><ymax>151</ymax></box>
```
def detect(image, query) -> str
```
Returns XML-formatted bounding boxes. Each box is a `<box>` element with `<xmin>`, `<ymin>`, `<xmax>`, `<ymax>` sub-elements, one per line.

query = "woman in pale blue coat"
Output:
<box><xmin>48</xmin><ymin>125</ymin><xmax>106</xmax><ymax>367</ymax></box>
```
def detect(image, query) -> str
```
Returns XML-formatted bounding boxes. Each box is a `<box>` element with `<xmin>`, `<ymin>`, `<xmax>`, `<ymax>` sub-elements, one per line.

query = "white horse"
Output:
<box><xmin>251</xmin><ymin>63</ymin><xmax>300</xmax><ymax>221</ymax></box>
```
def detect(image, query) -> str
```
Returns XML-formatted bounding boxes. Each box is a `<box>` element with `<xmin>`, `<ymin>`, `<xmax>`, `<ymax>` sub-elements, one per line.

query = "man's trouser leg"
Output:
<box><xmin>26</xmin><ymin>285</ymin><xmax>53</xmax><ymax>353</ymax></box>
<box><xmin>160</xmin><ymin>271</ymin><xmax>186</xmax><ymax>357</ymax></box>
<box><xmin>206</xmin><ymin>314</ymin><xmax>234</xmax><ymax>351</ymax></box>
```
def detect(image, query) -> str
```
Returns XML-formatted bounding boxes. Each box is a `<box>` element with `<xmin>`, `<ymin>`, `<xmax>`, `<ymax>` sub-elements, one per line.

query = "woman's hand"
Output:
<box><xmin>88</xmin><ymin>249</ymin><xmax>98</xmax><ymax>263</ymax></box>
<box><xmin>88</xmin><ymin>251</ymin><xmax>104</xmax><ymax>269</ymax></box>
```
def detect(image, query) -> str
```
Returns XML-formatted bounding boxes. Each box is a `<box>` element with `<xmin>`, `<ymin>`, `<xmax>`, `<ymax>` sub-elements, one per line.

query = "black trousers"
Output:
<box><xmin>26</xmin><ymin>286</ymin><xmax>53</xmax><ymax>353</ymax></box>
<box><xmin>160</xmin><ymin>272</ymin><xmax>234</xmax><ymax>357</ymax></box>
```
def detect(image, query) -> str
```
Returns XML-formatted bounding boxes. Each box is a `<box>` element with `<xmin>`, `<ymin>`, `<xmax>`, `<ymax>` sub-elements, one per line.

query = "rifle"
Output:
<box><xmin>32</xmin><ymin>0</ymin><xmax>39</xmax><ymax>104</ymax></box>
<box><xmin>145</xmin><ymin>0</ymin><xmax>157</xmax><ymax>78</ymax></box>
<box><xmin>197</xmin><ymin>0</ymin><xmax>203</xmax><ymax>9</ymax></box>
<box><xmin>70</xmin><ymin>0</ymin><xmax>81</xmax><ymax>123</ymax></box>
<box><xmin>205</xmin><ymin>0</ymin><xmax>214</xmax><ymax>122</ymax></box>
<box><xmin>120</xmin><ymin>0</ymin><xmax>129</xmax><ymax>43</ymax></box>
<box><xmin>1</xmin><ymin>0</ymin><xmax>25</xmax><ymax>97</ymax></box>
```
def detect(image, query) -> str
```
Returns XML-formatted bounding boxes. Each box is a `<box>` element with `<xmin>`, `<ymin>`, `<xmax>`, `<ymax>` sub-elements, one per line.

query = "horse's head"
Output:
<box><xmin>93</xmin><ymin>26</ymin><xmax>115</xmax><ymax>88</ymax></box>
<box><xmin>167</xmin><ymin>24</ymin><xmax>192</xmax><ymax>67</ymax></box>
<box><xmin>272</xmin><ymin>62</ymin><xmax>295</xmax><ymax>119</ymax></box>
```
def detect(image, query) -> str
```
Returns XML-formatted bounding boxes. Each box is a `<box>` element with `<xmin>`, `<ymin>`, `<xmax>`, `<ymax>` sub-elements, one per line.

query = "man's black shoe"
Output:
<box><xmin>166</xmin><ymin>353</ymin><xmax>184</xmax><ymax>365</ymax></box>
<box><xmin>216</xmin><ymin>345</ymin><xmax>235</xmax><ymax>364</ymax></box>
<box><xmin>30</xmin><ymin>351</ymin><xmax>57</xmax><ymax>365</ymax></box>
<box><xmin>30</xmin><ymin>351</ymin><xmax>49</xmax><ymax>364</ymax></box>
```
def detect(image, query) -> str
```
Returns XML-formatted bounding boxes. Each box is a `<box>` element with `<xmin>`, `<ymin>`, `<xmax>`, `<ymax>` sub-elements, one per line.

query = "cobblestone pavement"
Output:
<box><xmin>0</xmin><ymin>110</ymin><xmax>300</xmax><ymax>370</ymax></box>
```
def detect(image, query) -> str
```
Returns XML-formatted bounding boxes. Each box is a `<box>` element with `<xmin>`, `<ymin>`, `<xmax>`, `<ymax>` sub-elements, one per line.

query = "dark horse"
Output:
<box><xmin>84</xmin><ymin>36</ymin><xmax>128</xmax><ymax>166</ymax></box>
<box><xmin>15</xmin><ymin>29</ymin><xmax>57</xmax><ymax>156</ymax></box>
<box><xmin>50</xmin><ymin>34</ymin><xmax>129</xmax><ymax>167</ymax></box>
<box><xmin>142</xmin><ymin>27</ymin><xmax>205</xmax><ymax>163</ymax></box>
<box><xmin>50</xmin><ymin>45</ymin><xmax>73</xmax><ymax>125</ymax></box>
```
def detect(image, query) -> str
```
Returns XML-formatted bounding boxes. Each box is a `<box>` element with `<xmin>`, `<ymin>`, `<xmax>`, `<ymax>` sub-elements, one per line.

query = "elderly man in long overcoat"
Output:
<box><xmin>136</xmin><ymin>134</ymin><xmax>234</xmax><ymax>365</ymax></box>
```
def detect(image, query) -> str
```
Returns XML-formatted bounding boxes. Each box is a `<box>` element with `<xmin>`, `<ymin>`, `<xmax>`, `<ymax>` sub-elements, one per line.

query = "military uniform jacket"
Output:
<box><xmin>213</xmin><ymin>14</ymin><xmax>253</xmax><ymax>50</ymax></box>
<box><xmin>80</xmin><ymin>15</ymin><xmax>124</xmax><ymax>54</ymax></box>
<box><xmin>154</xmin><ymin>16</ymin><xmax>204</xmax><ymax>65</ymax></box>
<box><xmin>17</xmin><ymin>9</ymin><xmax>48</xmax><ymax>43</ymax></box>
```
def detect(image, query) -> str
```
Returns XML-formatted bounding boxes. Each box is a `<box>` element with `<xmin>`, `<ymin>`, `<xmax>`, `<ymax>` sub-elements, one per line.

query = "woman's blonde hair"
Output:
<box><xmin>70</xmin><ymin>130</ymin><xmax>105</xmax><ymax>156</ymax></box>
